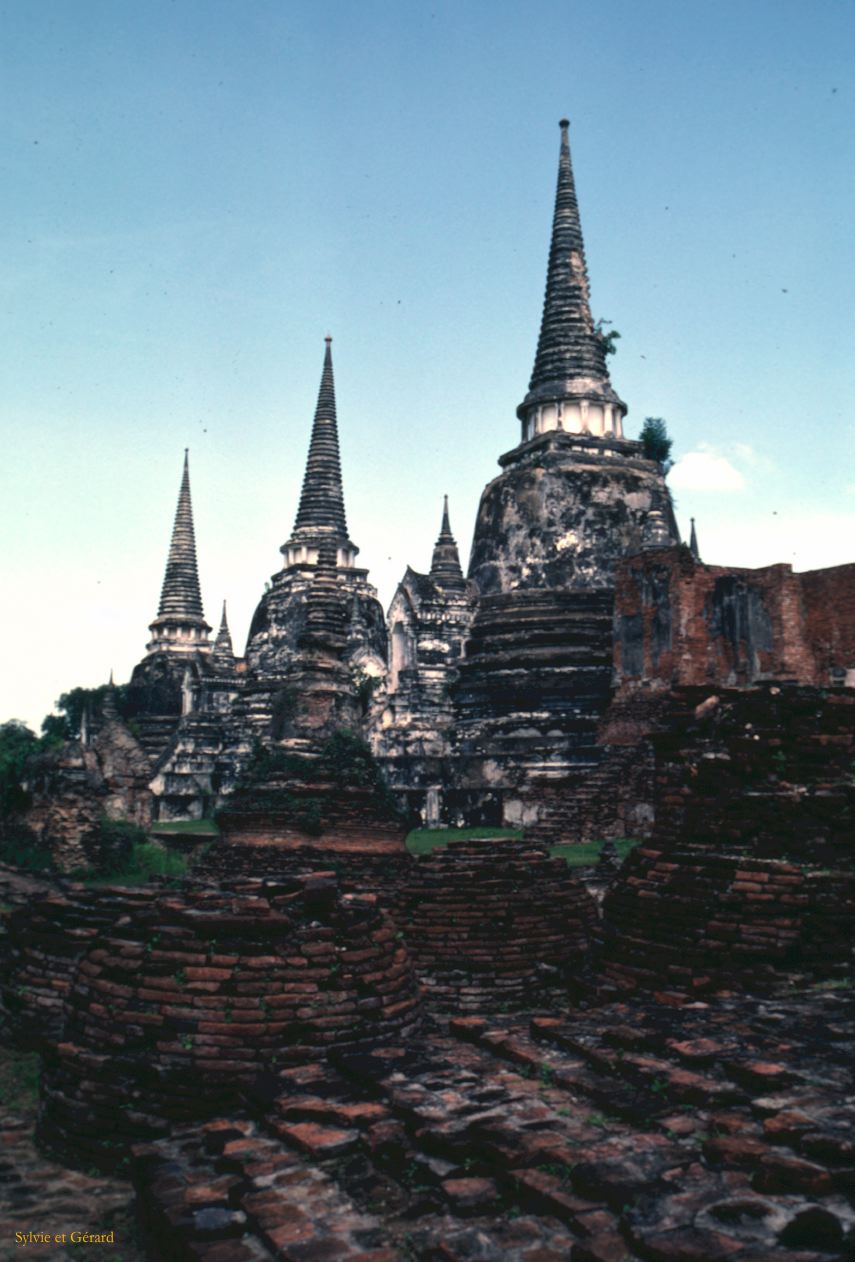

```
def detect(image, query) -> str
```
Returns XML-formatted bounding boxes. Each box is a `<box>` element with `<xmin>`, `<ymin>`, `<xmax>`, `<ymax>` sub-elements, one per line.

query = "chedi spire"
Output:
<box><xmin>517</xmin><ymin>120</ymin><xmax>626</xmax><ymax>443</ymax></box>
<box><xmin>212</xmin><ymin>600</ymin><xmax>235</xmax><ymax>666</ymax></box>
<box><xmin>689</xmin><ymin>518</ymin><xmax>701</xmax><ymax>562</ymax></box>
<box><xmin>281</xmin><ymin>338</ymin><xmax>359</xmax><ymax>569</ymax></box>
<box><xmin>429</xmin><ymin>496</ymin><xmax>466</xmax><ymax>594</ymax></box>
<box><xmin>146</xmin><ymin>450</ymin><xmax>212</xmax><ymax>654</ymax></box>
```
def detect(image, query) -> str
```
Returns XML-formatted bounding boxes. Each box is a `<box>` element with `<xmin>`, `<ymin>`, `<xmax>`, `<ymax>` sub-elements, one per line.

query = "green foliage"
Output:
<box><xmin>640</xmin><ymin>417</ymin><xmax>674</xmax><ymax>470</ymax></box>
<box><xmin>228</xmin><ymin>730</ymin><xmax>403</xmax><ymax>828</ymax></box>
<box><xmin>594</xmin><ymin>318</ymin><xmax>621</xmax><ymax>357</ymax></box>
<box><xmin>236</xmin><ymin>740</ymin><xmax>308</xmax><ymax>788</ymax></box>
<box><xmin>0</xmin><ymin>721</ymin><xmax>55</xmax><ymax>870</ymax></box>
<box><xmin>40</xmin><ymin>712</ymin><xmax>73</xmax><ymax>746</ymax></box>
<box><xmin>318</xmin><ymin>729</ymin><xmax>383</xmax><ymax>788</ymax></box>
<box><xmin>90</xmin><ymin>818</ymin><xmax>148</xmax><ymax>876</ymax></box>
<box><xmin>82</xmin><ymin>838</ymin><xmax>189</xmax><ymax>887</ymax></box>
<box><xmin>537</xmin><ymin>1161</ymin><xmax>575</xmax><ymax>1186</ymax></box>
<box><xmin>53</xmin><ymin>683</ymin><xmax>132</xmax><ymax>738</ymax></box>
<box><xmin>151</xmin><ymin>818</ymin><xmax>219</xmax><ymax>835</ymax></box>
<box><xmin>588</xmin><ymin>1111</ymin><xmax>610</xmax><ymax>1130</ymax></box>
<box><xmin>0</xmin><ymin>827</ymin><xmax>54</xmax><ymax>872</ymax></box>
<box><xmin>352</xmin><ymin>667</ymin><xmax>380</xmax><ymax>716</ymax></box>
<box><xmin>0</xmin><ymin>720</ymin><xmax>40</xmax><ymax>816</ymax></box>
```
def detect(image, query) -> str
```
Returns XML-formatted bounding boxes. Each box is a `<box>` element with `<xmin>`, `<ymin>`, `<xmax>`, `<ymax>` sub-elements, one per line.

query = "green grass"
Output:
<box><xmin>405</xmin><ymin>829</ymin><xmax>641</xmax><ymax>865</ymax></box>
<box><xmin>406</xmin><ymin>826</ymin><xmax>523</xmax><ymax>856</ymax></box>
<box><xmin>82</xmin><ymin>841</ymin><xmax>190</xmax><ymax>887</ymax></box>
<box><xmin>149</xmin><ymin>818</ymin><xmax>219</xmax><ymax>835</ymax></box>
<box><xmin>550</xmin><ymin>838</ymin><xmax>641</xmax><ymax>869</ymax></box>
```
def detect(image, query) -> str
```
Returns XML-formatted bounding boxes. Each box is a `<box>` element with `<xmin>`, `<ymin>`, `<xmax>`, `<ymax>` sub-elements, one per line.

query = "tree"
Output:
<box><xmin>640</xmin><ymin>417</ymin><xmax>674</xmax><ymax>472</ymax></box>
<box><xmin>0</xmin><ymin>720</ymin><xmax>39</xmax><ymax>815</ymax></box>
<box><xmin>40</xmin><ymin>712</ymin><xmax>73</xmax><ymax>746</ymax></box>
<box><xmin>53</xmin><ymin>683</ymin><xmax>131</xmax><ymax>738</ymax></box>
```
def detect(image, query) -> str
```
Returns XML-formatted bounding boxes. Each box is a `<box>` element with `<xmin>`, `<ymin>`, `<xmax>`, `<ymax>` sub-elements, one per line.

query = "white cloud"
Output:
<box><xmin>733</xmin><ymin>442</ymin><xmax>777</xmax><ymax>474</ymax></box>
<box><xmin>669</xmin><ymin>450</ymin><xmax>746</xmax><ymax>493</ymax></box>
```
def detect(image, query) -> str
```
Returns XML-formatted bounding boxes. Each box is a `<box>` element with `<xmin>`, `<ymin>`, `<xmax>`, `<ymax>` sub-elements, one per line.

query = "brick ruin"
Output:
<box><xmin>398</xmin><ymin>837</ymin><xmax>596</xmax><ymax>1012</ymax></box>
<box><xmin>4</xmin><ymin>663</ymin><xmax>855</xmax><ymax>1256</ymax></box>
<box><xmin>2</xmin><ymin>672</ymin><xmax>854</xmax><ymax>1257</ymax></box>
<box><xmin>614</xmin><ymin>547</ymin><xmax>855</xmax><ymax>692</ymax></box>
<box><xmin>2</xmin><ymin>118</ymin><xmax>854</xmax><ymax>1259</ymax></box>
<box><xmin>35</xmin><ymin>874</ymin><xmax>420</xmax><ymax>1173</ymax></box>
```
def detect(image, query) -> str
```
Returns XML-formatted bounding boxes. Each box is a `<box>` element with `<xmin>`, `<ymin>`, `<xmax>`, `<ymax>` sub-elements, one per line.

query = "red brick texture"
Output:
<box><xmin>614</xmin><ymin>547</ymin><xmax>855</xmax><ymax>689</ymax></box>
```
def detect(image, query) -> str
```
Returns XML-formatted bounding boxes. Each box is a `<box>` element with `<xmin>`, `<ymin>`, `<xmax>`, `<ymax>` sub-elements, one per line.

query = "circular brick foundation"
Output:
<box><xmin>398</xmin><ymin>837</ymin><xmax>597</xmax><ymax>1011</ymax></box>
<box><xmin>38</xmin><ymin>874</ymin><xmax>421</xmax><ymax>1170</ymax></box>
<box><xmin>201</xmin><ymin>841</ymin><xmax>414</xmax><ymax>902</ymax></box>
<box><xmin>0</xmin><ymin>883</ymin><xmax>159</xmax><ymax>1050</ymax></box>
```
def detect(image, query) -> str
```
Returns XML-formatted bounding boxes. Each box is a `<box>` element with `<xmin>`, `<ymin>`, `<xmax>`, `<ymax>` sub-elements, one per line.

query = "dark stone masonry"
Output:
<box><xmin>2</xmin><ymin>119</ymin><xmax>853</xmax><ymax>1260</ymax></box>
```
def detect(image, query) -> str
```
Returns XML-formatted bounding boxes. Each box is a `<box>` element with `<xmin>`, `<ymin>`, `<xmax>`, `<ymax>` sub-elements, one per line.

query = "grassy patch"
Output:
<box><xmin>406</xmin><ymin>826</ymin><xmax>523</xmax><ymax>856</ymax></box>
<box><xmin>149</xmin><ymin>818</ymin><xmax>220</xmax><ymax>835</ymax></box>
<box><xmin>0</xmin><ymin>1044</ymin><xmax>40</xmax><ymax>1114</ymax></box>
<box><xmin>550</xmin><ymin>838</ymin><xmax>641</xmax><ymax>869</ymax></box>
<box><xmin>82</xmin><ymin>842</ymin><xmax>189</xmax><ymax>887</ymax></box>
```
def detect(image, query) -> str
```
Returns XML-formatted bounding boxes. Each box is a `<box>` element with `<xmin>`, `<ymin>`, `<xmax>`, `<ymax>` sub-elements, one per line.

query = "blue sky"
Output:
<box><xmin>2</xmin><ymin>0</ymin><xmax>853</xmax><ymax>730</ymax></box>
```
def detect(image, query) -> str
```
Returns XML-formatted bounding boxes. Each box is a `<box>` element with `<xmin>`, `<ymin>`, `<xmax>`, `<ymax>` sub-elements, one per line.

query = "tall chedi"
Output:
<box><xmin>217</xmin><ymin>350</ymin><xmax>405</xmax><ymax>858</ymax></box>
<box><xmin>455</xmin><ymin>120</ymin><xmax>678</xmax><ymax>842</ymax></box>
<box><xmin>468</xmin><ymin>120</ymin><xmax>678</xmax><ymax>594</ymax></box>
<box><xmin>242</xmin><ymin>338</ymin><xmax>386</xmax><ymax>735</ymax></box>
<box><xmin>127</xmin><ymin>450</ymin><xmax>216</xmax><ymax>762</ymax></box>
<box><xmin>146</xmin><ymin>449</ymin><xmax>212</xmax><ymax>655</ymax></box>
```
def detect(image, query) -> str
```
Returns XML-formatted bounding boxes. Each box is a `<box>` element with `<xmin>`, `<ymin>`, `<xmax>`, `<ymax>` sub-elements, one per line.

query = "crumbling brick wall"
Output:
<box><xmin>614</xmin><ymin>549</ymin><xmax>855</xmax><ymax>693</ymax></box>
<box><xmin>800</xmin><ymin>562</ymin><xmax>855</xmax><ymax>681</ymax></box>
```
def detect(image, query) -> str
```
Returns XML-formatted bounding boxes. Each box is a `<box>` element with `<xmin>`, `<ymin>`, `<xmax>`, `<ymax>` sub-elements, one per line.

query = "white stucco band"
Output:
<box><xmin>280</xmin><ymin>543</ymin><xmax>358</xmax><ymax>569</ymax></box>
<box><xmin>522</xmin><ymin>396</ymin><xmax>626</xmax><ymax>443</ymax></box>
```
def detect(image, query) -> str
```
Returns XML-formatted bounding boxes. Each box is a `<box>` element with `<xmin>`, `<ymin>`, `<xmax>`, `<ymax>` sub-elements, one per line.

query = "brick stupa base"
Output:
<box><xmin>37</xmin><ymin>874</ymin><xmax>420</xmax><ymax>1171</ymax></box>
<box><xmin>216</xmin><ymin>780</ymin><xmax>408</xmax><ymax>855</ymax></box>
<box><xmin>398</xmin><ymin>836</ymin><xmax>597</xmax><ymax>1012</ymax></box>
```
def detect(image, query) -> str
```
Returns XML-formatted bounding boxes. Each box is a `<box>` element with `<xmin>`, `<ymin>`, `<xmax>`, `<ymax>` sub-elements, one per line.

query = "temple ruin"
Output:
<box><xmin>1</xmin><ymin>118</ymin><xmax>852</xmax><ymax>1261</ymax></box>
